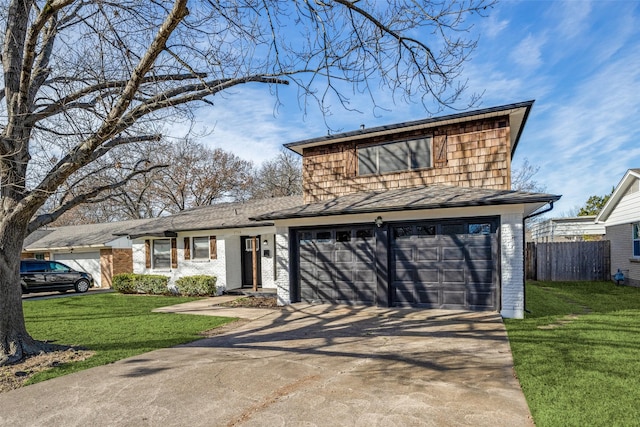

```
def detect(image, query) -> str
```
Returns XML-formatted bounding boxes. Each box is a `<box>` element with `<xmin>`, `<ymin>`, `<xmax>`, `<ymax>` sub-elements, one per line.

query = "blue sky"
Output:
<box><xmin>179</xmin><ymin>0</ymin><xmax>640</xmax><ymax>216</ymax></box>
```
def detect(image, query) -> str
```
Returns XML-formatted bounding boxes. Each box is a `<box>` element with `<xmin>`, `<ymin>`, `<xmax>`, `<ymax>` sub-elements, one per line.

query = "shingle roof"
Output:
<box><xmin>251</xmin><ymin>186</ymin><xmax>561</xmax><ymax>220</ymax></box>
<box><xmin>285</xmin><ymin>100</ymin><xmax>534</xmax><ymax>157</ymax></box>
<box><xmin>120</xmin><ymin>196</ymin><xmax>304</xmax><ymax>238</ymax></box>
<box><xmin>24</xmin><ymin>218</ymin><xmax>153</xmax><ymax>251</ymax></box>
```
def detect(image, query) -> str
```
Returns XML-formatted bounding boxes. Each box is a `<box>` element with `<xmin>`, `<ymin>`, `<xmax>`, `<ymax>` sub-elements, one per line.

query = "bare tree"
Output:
<box><xmin>154</xmin><ymin>139</ymin><xmax>254</xmax><ymax>212</ymax></box>
<box><xmin>250</xmin><ymin>151</ymin><xmax>302</xmax><ymax>199</ymax></box>
<box><xmin>512</xmin><ymin>158</ymin><xmax>546</xmax><ymax>193</ymax></box>
<box><xmin>1</xmin><ymin>0</ymin><xmax>493</xmax><ymax>364</ymax></box>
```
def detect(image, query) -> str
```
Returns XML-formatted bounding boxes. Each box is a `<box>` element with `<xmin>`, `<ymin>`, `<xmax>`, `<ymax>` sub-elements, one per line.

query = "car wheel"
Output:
<box><xmin>75</xmin><ymin>279</ymin><xmax>90</xmax><ymax>293</ymax></box>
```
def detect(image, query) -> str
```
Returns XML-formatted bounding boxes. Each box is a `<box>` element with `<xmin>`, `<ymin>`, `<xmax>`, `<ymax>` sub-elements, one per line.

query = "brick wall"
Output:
<box><xmin>606</xmin><ymin>223</ymin><xmax>640</xmax><ymax>286</ymax></box>
<box><xmin>303</xmin><ymin>117</ymin><xmax>511</xmax><ymax>203</ymax></box>
<box><xmin>100</xmin><ymin>249</ymin><xmax>113</xmax><ymax>288</ymax></box>
<box><xmin>500</xmin><ymin>213</ymin><xmax>525</xmax><ymax>319</ymax></box>
<box><xmin>98</xmin><ymin>248</ymin><xmax>133</xmax><ymax>289</ymax></box>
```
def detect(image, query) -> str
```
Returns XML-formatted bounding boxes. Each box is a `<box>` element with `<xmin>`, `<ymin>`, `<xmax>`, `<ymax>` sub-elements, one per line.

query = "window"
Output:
<box><xmin>358</xmin><ymin>137</ymin><xmax>432</xmax><ymax>175</ymax></box>
<box><xmin>316</xmin><ymin>231</ymin><xmax>332</xmax><ymax>242</ymax></box>
<box><xmin>244</xmin><ymin>238</ymin><xmax>259</xmax><ymax>252</ymax></box>
<box><xmin>48</xmin><ymin>261</ymin><xmax>70</xmax><ymax>272</ymax></box>
<box><xmin>153</xmin><ymin>239</ymin><xmax>171</xmax><ymax>269</ymax></box>
<box><xmin>469</xmin><ymin>223</ymin><xmax>492</xmax><ymax>235</ymax></box>
<box><xmin>193</xmin><ymin>237</ymin><xmax>210</xmax><ymax>260</ymax></box>
<box><xmin>336</xmin><ymin>230</ymin><xmax>351</xmax><ymax>242</ymax></box>
<box><xmin>634</xmin><ymin>223</ymin><xmax>640</xmax><ymax>257</ymax></box>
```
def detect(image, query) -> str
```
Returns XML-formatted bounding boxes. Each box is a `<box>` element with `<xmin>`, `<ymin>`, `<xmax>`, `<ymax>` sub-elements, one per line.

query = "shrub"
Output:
<box><xmin>112</xmin><ymin>273</ymin><xmax>169</xmax><ymax>295</ymax></box>
<box><xmin>112</xmin><ymin>273</ymin><xmax>137</xmax><ymax>294</ymax></box>
<box><xmin>175</xmin><ymin>275</ymin><xmax>217</xmax><ymax>297</ymax></box>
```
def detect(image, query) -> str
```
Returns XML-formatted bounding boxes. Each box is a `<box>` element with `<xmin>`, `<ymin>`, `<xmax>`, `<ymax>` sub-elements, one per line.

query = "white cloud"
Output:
<box><xmin>554</xmin><ymin>1</ymin><xmax>592</xmax><ymax>40</ymax></box>
<box><xmin>510</xmin><ymin>34</ymin><xmax>546</xmax><ymax>70</ymax></box>
<box><xmin>482</xmin><ymin>13</ymin><xmax>509</xmax><ymax>39</ymax></box>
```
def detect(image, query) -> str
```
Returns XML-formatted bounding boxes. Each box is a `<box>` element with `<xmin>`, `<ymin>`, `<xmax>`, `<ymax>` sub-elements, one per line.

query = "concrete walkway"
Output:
<box><xmin>0</xmin><ymin>302</ymin><xmax>533</xmax><ymax>427</ymax></box>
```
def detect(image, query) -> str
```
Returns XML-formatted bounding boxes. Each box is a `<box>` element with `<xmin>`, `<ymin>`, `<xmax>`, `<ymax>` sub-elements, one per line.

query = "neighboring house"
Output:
<box><xmin>528</xmin><ymin>216</ymin><xmax>605</xmax><ymax>242</ymax></box>
<box><xmin>123</xmin><ymin>100</ymin><xmax>561</xmax><ymax>318</ymax></box>
<box><xmin>22</xmin><ymin>219</ymin><xmax>151</xmax><ymax>288</ymax></box>
<box><xmin>596</xmin><ymin>169</ymin><xmax>640</xmax><ymax>287</ymax></box>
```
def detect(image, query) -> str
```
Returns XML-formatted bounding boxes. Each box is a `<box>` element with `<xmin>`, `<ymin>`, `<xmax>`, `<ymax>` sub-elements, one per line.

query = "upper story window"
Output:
<box><xmin>633</xmin><ymin>223</ymin><xmax>640</xmax><ymax>257</ymax></box>
<box><xmin>193</xmin><ymin>236</ymin><xmax>210</xmax><ymax>260</ymax></box>
<box><xmin>153</xmin><ymin>239</ymin><xmax>171</xmax><ymax>269</ymax></box>
<box><xmin>358</xmin><ymin>137</ymin><xmax>432</xmax><ymax>176</ymax></box>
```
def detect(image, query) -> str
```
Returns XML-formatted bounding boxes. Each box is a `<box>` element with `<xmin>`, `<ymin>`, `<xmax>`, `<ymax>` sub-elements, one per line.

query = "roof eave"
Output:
<box><xmin>284</xmin><ymin>100</ymin><xmax>534</xmax><ymax>158</ymax></box>
<box><xmin>253</xmin><ymin>194</ymin><xmax>560</xmax><ymax>221</ymax></box>
<box><xmin>595</xmin><ymin>169</ymin><xmax>640</xmax><ymax>223</ymax></box>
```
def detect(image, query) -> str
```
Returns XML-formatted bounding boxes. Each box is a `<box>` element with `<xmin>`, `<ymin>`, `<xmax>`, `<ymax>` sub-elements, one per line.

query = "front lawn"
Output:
<box><xmin>505</xmin><ymin>281</ymin><xmax>640</xmax><ymax>427</ymax></box>
<box><xmin>22</xmin><ymin>293</ymin><xmax>235</xmax><ymax>384</ymax></box>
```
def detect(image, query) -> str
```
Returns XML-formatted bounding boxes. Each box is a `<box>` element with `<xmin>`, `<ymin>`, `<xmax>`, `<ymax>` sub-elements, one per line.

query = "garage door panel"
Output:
<box><xmin>393</xmin><ymin>247</ymin><xmax>413</xmax><ymax>263</ymax></box>
<box><xmin>443</xmin><ymin>269</ymin><xmax>465</xmax><ymax>284</ymax></box>
<box><xmin>468</xmin><ymin>291</ymin><xmax>495</xmax><ymax>309</ymax></box>
<box><xmin>394</xmin><ymin>268</ymin><xmax>414</xmax><ymax>282</ymax></box>
<box><xmin>335</xmin><ymin>250</ymin><xmax>354</xmax><ymax>263</ymax></box>
<box><xmin>442</xmin><ymin>246</ymin><xmax>465</xmax><ymax>261</ymax></box>
<box><xmin>442</xmin><ymin>290</ymin><xmax>466</xmax><ymax>307</ymax></box>
<box><xmin>416</xmin><ymin>247</ymin><xmax>438</xmax><ymax>261</ymax></box>
<box><xmin>416</xmin><ymin>268</ymin><xmax>439</xmax><ymax>283</ymax></box>
<box><xmin>354</xmin><ymin>268</ymin><xmax>375</xmax><ymax>282</ymax></box>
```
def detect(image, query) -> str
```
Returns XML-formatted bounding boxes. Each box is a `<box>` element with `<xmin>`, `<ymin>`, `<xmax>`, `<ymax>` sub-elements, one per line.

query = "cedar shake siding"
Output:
<box><xmin>302</xmin><ymin>117</ymin><xmax>511</xmax><ymax>203</ymax></box>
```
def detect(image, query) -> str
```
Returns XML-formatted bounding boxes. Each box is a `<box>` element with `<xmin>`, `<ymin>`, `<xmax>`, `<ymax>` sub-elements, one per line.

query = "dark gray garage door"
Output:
<box><xmin>391</xmin><ymin>219</ymin><xmax>499</xmax><ymax>310</ymax></box>
<box><xmin>297</xmin><ymin>227</ymin><xmax>376</xmax><ymax>304</ymax></box>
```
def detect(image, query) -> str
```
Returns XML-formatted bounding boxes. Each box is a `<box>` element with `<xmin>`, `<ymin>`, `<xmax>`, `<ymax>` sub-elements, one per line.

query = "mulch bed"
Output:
<box><xmin>219</xmin><ymin>296</ymin><xmax>278</xmax><ymax>309</ymax></box>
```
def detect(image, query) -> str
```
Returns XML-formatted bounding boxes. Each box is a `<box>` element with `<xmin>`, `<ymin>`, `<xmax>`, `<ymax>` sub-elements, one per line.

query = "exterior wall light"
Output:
<box><xmin>374</xmin><ymin>216</ymin><xmax>383</xmax><ymax>228</ymax></box>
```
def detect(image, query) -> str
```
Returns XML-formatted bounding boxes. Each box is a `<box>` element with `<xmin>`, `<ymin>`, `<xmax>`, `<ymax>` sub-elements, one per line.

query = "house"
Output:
<box><xmin>528</xmin><ymin>216</ymin><xmax>605</xmax><ymax>242</ymax></box>
<box><xmin>22</xmin><ymin>219</ymin><xmax>151</xmax><ymax>288</ymax></box>
<box><xmin>595</xmin><ymin>169</ymin><xmax>640</xmax><ymax>287</ymax></box>
<box><xmin>120</xmin><ymin>197</ymin><xmax>303</xmax><ymax>293</ymax></box>
<box><xmin>123</xmin><ymin>100</ymin><xmax>560</xmax><ymax>318</ymax></box>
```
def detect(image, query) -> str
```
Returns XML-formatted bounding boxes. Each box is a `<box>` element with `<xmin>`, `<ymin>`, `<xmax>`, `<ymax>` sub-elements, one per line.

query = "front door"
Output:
<box><xmin>241</xmin><ymin>236</ymin><xmax>262</xmax><ymax>288</ymax></box>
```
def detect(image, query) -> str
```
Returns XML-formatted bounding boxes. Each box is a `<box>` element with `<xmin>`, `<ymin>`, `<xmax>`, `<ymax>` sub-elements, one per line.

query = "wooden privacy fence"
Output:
<box><xmin>526</xmin><ymin>241</ymin><xmax>610</xmax><ymax>281</ymax></box>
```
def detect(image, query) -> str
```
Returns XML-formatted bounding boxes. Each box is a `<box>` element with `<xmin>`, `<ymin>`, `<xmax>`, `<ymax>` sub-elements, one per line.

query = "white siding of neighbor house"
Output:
<box><xmin>604</xmin><ymin>181</ymin><xmax>640</xmax><ymax>226</ymax></box>
<box><xmin>131</xmin><ymin>227</ymin><xmax>278</xmax><ymax>293</ymax></box>
<box><xmin>529</xmin><ymin>217</ymin><xmax>605</xmax><ymax>242</ymax></box>
<box><xmin>500</xmin><ymin>212</ymin><xmax>525</xmax><ymax>319</ymax></box>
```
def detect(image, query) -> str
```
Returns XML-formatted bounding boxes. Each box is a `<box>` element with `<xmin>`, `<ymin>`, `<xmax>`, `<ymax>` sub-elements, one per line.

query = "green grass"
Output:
<box><xmin>23</xmin><ymin>293</ymin><xmax>235</xmax><ymax>384</ymax></box>
<box><xmin>505</xmin><ymin>281</ymin><xmax>640</xmax><ymax>427</ymax></box>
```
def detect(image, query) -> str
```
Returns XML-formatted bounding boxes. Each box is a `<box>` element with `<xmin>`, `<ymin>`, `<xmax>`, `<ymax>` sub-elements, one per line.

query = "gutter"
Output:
<box><xmin>522</xmin><ymin>200</ymin><xmax>556</xmax><ymax>314</ymax></box>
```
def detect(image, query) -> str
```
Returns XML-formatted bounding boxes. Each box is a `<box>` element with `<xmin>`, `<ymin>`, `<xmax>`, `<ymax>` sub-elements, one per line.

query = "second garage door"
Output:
<box><xmin>390</xmin><ymin>219</ymin><xmax>499</xmax><ymax>310</ymax></box>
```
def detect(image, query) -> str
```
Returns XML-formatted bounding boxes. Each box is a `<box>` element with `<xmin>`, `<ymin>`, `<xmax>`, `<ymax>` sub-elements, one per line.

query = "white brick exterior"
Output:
<box><xmin>274</xmin><ymin>227</ymin><xmax>291</xmax><ymax>305</ymax></box>
<box><xmin>131</xmin><ymin>229</ymin><xmax>278</xmax><ymax>294</ymax></box>
<box><xmin>500</xmin><ymin>213</ymin><xmax>525</xmax><ymax>319</ymax></box>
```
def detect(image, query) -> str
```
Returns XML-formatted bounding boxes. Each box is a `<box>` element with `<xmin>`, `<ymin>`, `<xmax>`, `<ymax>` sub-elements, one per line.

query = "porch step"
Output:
<box><xmin>225</xmin><ymin>288</ymin><xmax>276</xmax><ymax>298</ymax></box>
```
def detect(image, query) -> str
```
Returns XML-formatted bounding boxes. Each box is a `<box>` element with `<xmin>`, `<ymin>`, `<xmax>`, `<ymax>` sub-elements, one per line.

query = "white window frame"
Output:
<box><xmin>153</xmin><ymin>239</ymin><xmax>171</xmax><ymax>269</ymax></box>
<box><xmin>192</xmin><ymin>236</ymin><xmax>210</xmax><ymax>260</ymax></box>
<box><xmin>633</xmin><ymin>223</ymin><xmax>640</xmax><ymax>258</ymax></box>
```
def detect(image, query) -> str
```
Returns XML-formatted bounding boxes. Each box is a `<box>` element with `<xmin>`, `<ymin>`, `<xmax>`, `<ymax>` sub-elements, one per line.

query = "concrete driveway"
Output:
<box><xmin>0</xmin><ymin>304</ymin><xmax>532</xmax><ymax>426</ymax></box>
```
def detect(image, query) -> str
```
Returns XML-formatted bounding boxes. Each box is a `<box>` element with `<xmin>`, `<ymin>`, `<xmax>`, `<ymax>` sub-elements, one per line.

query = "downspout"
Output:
<box><xmin>522</xmin><ymin>201</ymin><xmax>555</xmax><ymax>314</ymax></box>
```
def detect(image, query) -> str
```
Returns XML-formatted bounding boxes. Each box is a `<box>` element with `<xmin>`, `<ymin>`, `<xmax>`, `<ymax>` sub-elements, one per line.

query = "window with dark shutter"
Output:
<box><xmin>357</xmin><ymin>137</ymin><xmax>432</xmax><ymax>175</ymax></box>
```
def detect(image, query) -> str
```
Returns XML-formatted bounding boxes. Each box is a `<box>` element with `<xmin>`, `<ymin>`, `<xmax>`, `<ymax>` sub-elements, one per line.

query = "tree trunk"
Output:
<box><xmin>0</xmin><ymin>217</ymin><xmax>53</xmax><ymax>366</ymax></box>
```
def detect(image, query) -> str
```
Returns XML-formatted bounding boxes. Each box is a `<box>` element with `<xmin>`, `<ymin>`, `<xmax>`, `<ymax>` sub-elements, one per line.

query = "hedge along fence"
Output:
<box><xmin>112</xmin><ymin>274</ymin><xmax>217</xmax><ymax>297</ymax></box>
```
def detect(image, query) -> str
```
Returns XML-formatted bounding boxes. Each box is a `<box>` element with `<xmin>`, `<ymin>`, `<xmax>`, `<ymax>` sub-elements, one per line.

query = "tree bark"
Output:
<box><xmin>0</xmin><ymin>216</ymin><xmax>56</xmax><ymax>366</ymax></box>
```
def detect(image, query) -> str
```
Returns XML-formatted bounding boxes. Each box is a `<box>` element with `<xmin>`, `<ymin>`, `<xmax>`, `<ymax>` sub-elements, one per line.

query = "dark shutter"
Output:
<box><xmin>145</xmin><ymin>240</ymin><xmax>151</xmax><ymax>269</ymax></box>
<box><xmin>184</xmin><ymin>237</ymin><xmax>191</xmax><ymax>260</ymax></box>
<box><xmin>171</xmin><ymin>238</ymin><xmax>178</xmax><ymax>268</ymax></box>
<box><xmin>434</xmin><ymin>134</ymin><xmax>447</xmax><ymax>166</ymax></box>
<box><xmin>210</xmin><ymin>236</ymin><xmax>217</xmax><ymax>260</ymax></box>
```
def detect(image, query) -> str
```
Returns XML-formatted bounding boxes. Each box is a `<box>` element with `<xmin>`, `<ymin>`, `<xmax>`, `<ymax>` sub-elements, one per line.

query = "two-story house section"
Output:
<box><xmin>254</xmin><ymin>100</ymin><xmax>561</xmax><ymax>319</ymax></box>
